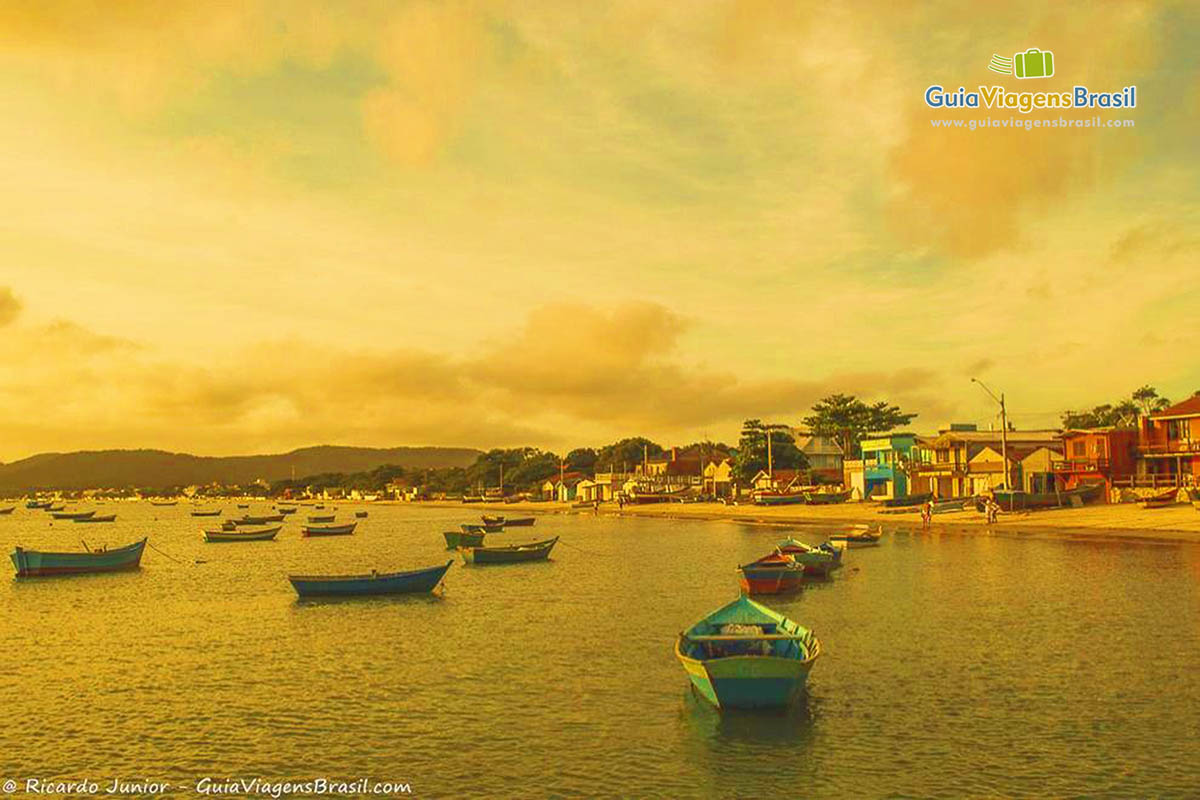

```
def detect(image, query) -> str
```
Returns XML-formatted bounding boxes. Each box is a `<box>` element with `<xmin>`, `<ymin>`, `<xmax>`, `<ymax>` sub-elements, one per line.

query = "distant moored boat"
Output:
<box><xmin>443</xmin><ymin>530</ymin><xmax>486</xmax><ymax>550</ymax></box>
<box><xmin>459</xmin><ymin>536</ymin><xmax>558</xmax><ymax>565</ymax></box>
<box><xmin>203</xmin><ymin>526</ymin><xmax>281</xmax><ymax>543</ymax></box>
<box><xmin>0</xmin><ymin>506</ymin><xmax>14</xmax><ymax>515</ymax></box>
<box><xmin>51</xmin><ymin>510</ymin><xmax>96</xmax><ymax>520</ymax></box>
<box><xmin>307</xmin><ymin>514</ymin><xmax>336</xmax><ymax>523</ymax></box>
<box><xmin>74</xmin><ymin>514</ymin><xmax>117</xmax><ymax>523</ymax></box>
<box><xmin>302</xmin><ymin>522</ymin><xmax>357</xmax><ymax>537</ymax></box>
<box><xmin>191</xmin><ymin>509</ymin><xmax>223</xmax><ymax>517</ymax></box>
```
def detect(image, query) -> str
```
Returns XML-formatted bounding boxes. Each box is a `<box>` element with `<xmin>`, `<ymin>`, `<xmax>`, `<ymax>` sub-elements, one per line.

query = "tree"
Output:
<box><xmin>565</xmin><ymin>448</ymin><xmax>598</xmax><ymax>475</ymax></box>
<box><xmin>733</xmin><ymin>419</ymin><xmax>808</xmax><ymax>483</ymax></box>
<box><xmin>1062</xmin><ymin>387</ymin><xmax>1169</xmax><ymax>429</ymax></box>
<box><xmin>802</xmin><ymin>394</ymin><xmax>917</xmax><ymax>458</ymax></box>
<box><xmin>596</xmin><ymin>437</ymin><xmax>663</xmax><ymax>473</ymax></box>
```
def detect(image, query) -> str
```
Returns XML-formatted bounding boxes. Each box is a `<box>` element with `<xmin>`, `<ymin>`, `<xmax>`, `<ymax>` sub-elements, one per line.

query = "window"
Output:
<box><xmin>1094</xmin><ymin>439</ymin><xmax>1106</xmax><ymax>456</ymax></box>
<box><xmin>1072</xmin><ymin>441</ymin><xmax>1086</xmax><ymax>457</ymax></box>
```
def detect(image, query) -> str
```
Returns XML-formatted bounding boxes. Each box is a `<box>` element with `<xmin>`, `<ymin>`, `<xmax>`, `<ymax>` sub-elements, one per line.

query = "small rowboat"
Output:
<box><xmin>443</xmin><ymin>530</ymin><xmax>486</xmax><ymax>550</ymax></box>
<box><xmin>237</xmin><ymin>504</ymin><xmax>249</xmax><ymax>509</ymax></box>
<box><xmin>74</xmin><ymin>514</ymin><xmax>117</xmax><ymax>523</ymax></box>
<box><xmin>462</xmin><ymin>522</ymin><xmax>504</xmax><ymax>534</ymax></box>
<box><xmin>827</xmin><ymin>525</ymin><xmax>881</xmax><ymax>546</ymax></box>
<box><xmin>204</xmin><ymin>526</ymin><xmax>281</xmax><ymax>542</ymax></box>
<box><xmin>501</xmin><ymin>516</ymin><xmax>535</xmax><ymax>527</ymax></box>
<box><xmin>460</xmin><ymin>536</ymin><xmax>558</xmax><ymax>564</ymax></box>
<box><xmin>150</xmin><ymin>500</ymin><xmax>178</xmax><ymax>506</ymax></box>
<box><xmin>307</xmin><ymin>514</ymin><xmax>336</xmax><ymax>523</ymax></box>
<box><xmin>776</xmin><ymin>538</ymin><xmax>842</xmax><ymax>577</ymax></box>
<box><xmin>0</xmin><ymin>506</ymin><xmax>14</xmax><ymax>515</ymax></box>
<box><xmin>45</xmin><ymin>505</ymin><xmax>65</xmax><ymax>512</ymax></box>
<box><xmin>803</xmin><ymin>489</ymin><xmax>852</xmax><ymax>505</ymax></box>
<box><xmin>11</xmin><ymin>538</ymin><xmax>147</xmax><ymax>578</ymax></box>
<box><xmin>314</xmin><ymin>504</ymin><xmax>326</xmax><ymax>509</ymax></box>
<box><xmin>26</xmin><ymin>500</ymin><xmax>52</xmax><ymax>509</ymax></box>
<box><xmin>277</xmin><ymin>507</ymin><xmax>297</xmax><ymax>515</ymax></box>
<box><xmin>879</xmin><ymin>492</ymin><xmax>932</xmax><ymax>508</ymax></box>
<box><xmin>289</xmin><ymin>560</ymin><xmax>452</xmax><ymax>597</ymax></box>
<box><xmin>191</xmin><ymin>509</ymin><xmax>223</xmax><ymax>517</ymax></box>
<box><xmin>675</xmin><ymin>596</ymin><xmax>820</xmax><ymax>710</ymax></box>
<box><xmin>302</xmin><ymin>522</ymin><xmax>357</xmax><ymax>537</ymax></box>
<box><xmin>752</xmin><ymin>491</ymin><xmax>808</xmax><ymax>506</ymax></box>
<box><xmin>482</xmin><ymin>514</ymin><xmax>505</xmax><ymax>525</ymax></box>
<box><xmin>355</xmin><ymin>511</ymin><xmax>368</xmax><ymax>518</ymax></box>
<box><xmin>1142</xmin><ymin>489</ymin><xmax>1180</xmax><ymax>509</ymax></box>
<box><xmin>737</xmin><ymin>552</ymin><xmax>805</xmax><ymax>595</ymax></box>
<box><xmin>237</xmin><ymin>514</ymin><xmax>286</xmax><ymax>524</ymax></box>
<box><xmin>51</xmin><ymin>510</ymin><xmax>96</xmax><ymax>520</ymax></box>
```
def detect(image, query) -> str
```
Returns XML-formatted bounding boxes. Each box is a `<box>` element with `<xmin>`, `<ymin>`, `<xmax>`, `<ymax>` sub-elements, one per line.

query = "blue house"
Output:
<box><xmin>860</xmin><ymin>433</ymin><xmax>920</xmax><ymax>500</ymax></box>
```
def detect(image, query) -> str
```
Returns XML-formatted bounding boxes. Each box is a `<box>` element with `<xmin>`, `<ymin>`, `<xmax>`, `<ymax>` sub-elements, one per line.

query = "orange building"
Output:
<box><xmin>1053</xmin><ymin>428</ymin><xmax>1138</xmax><ymax>499</ymax></box>
<box><xmin>1137</xmin><ymin>396</ymin><xmax>1200</xmax><ymax>486</ymax></box>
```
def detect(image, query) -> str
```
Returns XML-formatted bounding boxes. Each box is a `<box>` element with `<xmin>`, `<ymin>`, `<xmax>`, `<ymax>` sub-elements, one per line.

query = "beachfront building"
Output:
<box><xmin>911</xmin><ymin>426</ymin><xmax>1062</xmax><ymax>498</ymax></box>
<box><xmin>859</xmin><ymin>433</ymin><xmax>920</xmax><ymax>500</ymax></box>
<box><xmin>581</xmin><ymin>472</ymin><xmax>635</xmax><ymax>503</ymax></box>
<box><xmin>1053</xmin><ymin>428</ymin><xmax>1138</xmax><ymax>497</ymax></box>
<box><xmin>1136</xmin><ymin>396</ymin><xmax>1200</xmax><ymax>487</ymax></box>
<box><xmin>542</xmin><ymin>472</ymin><xmax>584</xmax><ymax>502</ymax></box>
<box><xmin>702</xmin><ymin>458</ymin><xmax>734</xmax><ymax>498</ymax></box>
<box><xmin>750</xmin><ymin>468</ymin><xmax>802</xmax><ymax>492</ymax></box>
<box><xmin>1019</xmin><ymin>447</ymin><xmax>1065</xmax><ymax>494</ymax></box>
<box><xmin>790</xmin><ymin>430</ymin><xmax>845</xmax><ymax>483</ymax></box>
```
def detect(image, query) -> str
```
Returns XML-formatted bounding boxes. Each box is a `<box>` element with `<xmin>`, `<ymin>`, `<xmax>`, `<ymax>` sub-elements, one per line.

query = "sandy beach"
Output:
<box><xmin>408</xmin><ymin>498</ymin><xmax>1200</xmax><ymax>544</ymax></box>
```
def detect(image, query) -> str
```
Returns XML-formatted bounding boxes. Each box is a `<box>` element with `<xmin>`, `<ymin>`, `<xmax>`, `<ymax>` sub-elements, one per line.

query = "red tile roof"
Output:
<box><xmin>1151</xmin><ymin>395</ymin><xmax>1200</xmax><ymax>418</ymax></box>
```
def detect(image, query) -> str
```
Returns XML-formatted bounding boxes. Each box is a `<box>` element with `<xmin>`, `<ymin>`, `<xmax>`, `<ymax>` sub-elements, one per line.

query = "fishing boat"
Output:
<box><xmin>149</xmin><ymin>500</ymin><xmax>177</xmax><ymax>506</ymax></box>
<box><xmin>302</xmin><ymin>522</ymin><xmax>357</xmax><ymax>537</ymax></box>
<box><xmin>0</xmin><ymin>506</ymin><xmax>14</xmax><ymax>515</ymax></box>
<box><xmin>776</xmin><ymin>537</ymin><xmax>843</xmax><ymax>577</ymax></box>
<box><xmin>737</xmin><ymin>552</ymin><xmax>806</xmax><ymax>595</ymax></box>
<box><xmin>827</xmin><ymin>525</ymin><xmax>881</xmax><ymax>546</ymax></box>
<box><xmin>25</xmin><ymin>499</ymin><xmax>52</xmax><ymax>510</ymax></box>
<box><xmin>50</xmin><ymin>509</ymin><xmax>96</xmax><ymax>520</ymax></box>
<box><xmin>74</xmin><ymin>514</ymin><xmax>116</xmax><ymax>523</ymax></box>
<box><xmin>237</xmin><ymin>513</ymin><xmax>286</xmax><ymax>524</ymax></box>
<box><xmin>307</xmin><ymin>514</ymin><xmax>336</xmax><ymax>523</ymax></box>
<box><xmin>10</xmin><ymin>538</ymin><xmax>147</xmax><ymax>577</ymax></box>
<box><xmin>502</xmin><ymin>516</ymin><xmax>535</xmax><ymax>527</ymax></box>
<box><xmin>803</xmin><ymin>489</ymin><xmax>852</xmax><ymax>505</ymax></box>
<box><xmin>1142</xmin><ymin>489</ymin><xmax>1181</xmax><ymax>509</ymax></box>
<box><xmin>459</xmin><ymin>536</ymin><xmax>558</xmax><ymax>564</ymax></box>
<box><xmin>277</xmin><ymin>507</ymin><xmax>297</xmax><ymax>515</ymax></box>
<box><xmin>752</xmin><ymin>490</ymin><xmax>808</xmax><ymax>506</ymax></box>
<box><xmin>993</xmin><ymin>483</ymin><xmax>1103</xmax><ymax>511</ymax></box>
<box><xmin>44</xmin><ymin>505</ymin><xmax>65</xmax><ymax>512</ymax></box>
<box><xmin>462</xmin><ymin>522</ymin><xmax>504</xmax><ymax>534</ymax></box>
<box><xmin>355</xmin><ymin>511</ymin><xmax>368</xmax><ymax>518</ymax></box>
<box><xmin>314</xmin><ymin>504</ymin><xmax>326</xmax><ymax>509</ymax></box>
<box><xmin>203</xmin><ymin>526</ymin><xmax>281</xmax><ymax>542</ymax></box>
<box><xmin>482</xmin><ymin>514</ymin><xmax>505</xmax><ymax>525</ymax></box>
<box><xmin>674</xmin><ymin>596</ymin><xmax>820</xmax><ymax>710</ymax></box>
<box><xmin>930</xmin><ymin>497</ymin><xmax>970</xmax><ymax>514</ymax></box>
<box><xmin>623</xmin><ymin>488</ymin><xmax>686</xmax><ymax>505</ymax></box>
<box><xmin>443</xmin><ymin>530</ymin><xmax>486</xmax><ymax>549</ymax></box>
<box><xmin>878</xmin><ymin>492</ymin><xmax>932</xmax><ymax>508</ymax></box>
<box><xmin>237</xmin><ymin>503</ymin><xmax>250</xmax><ymax>509</ymax></box>
<box><xmin>289</xmin><ymin>560</ymin><xmax>453</xmax><ymax>597</ymax></box>
<box><xmin>191</xmin><ymin>509</ymin><xmax>223</xmax><ymax>517</ymax></box>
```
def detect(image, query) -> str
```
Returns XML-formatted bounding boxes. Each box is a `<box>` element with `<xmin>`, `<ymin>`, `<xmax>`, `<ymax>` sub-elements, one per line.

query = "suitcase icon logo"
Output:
<box><xmin>987</xmin><ymin>48</ymin><xmax>1054</xmax><ymax>79</ymax></box>
<box><xmin>1014</xmin><ymin>48</ymin><xmax>1054</xmax><ymax>79</ymax></box>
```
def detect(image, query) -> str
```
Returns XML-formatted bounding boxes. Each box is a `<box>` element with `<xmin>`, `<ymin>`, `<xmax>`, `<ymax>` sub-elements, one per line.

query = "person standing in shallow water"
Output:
<box><xmin>921</xmin><ymin>501</ymin><xmax>932</xmax><ymax>527</ymax></box>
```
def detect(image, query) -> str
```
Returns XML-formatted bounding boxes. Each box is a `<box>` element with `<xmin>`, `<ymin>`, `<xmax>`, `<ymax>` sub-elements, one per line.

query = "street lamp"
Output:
<box><xmin>971</xmin><ymin>378</ymin><xmax>1010</xmax><ymax>490</ymax></box>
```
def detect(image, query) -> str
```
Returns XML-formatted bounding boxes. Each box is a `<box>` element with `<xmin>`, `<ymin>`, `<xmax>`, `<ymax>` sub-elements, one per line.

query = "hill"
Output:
<box><xmin>0</xmin><ymin>445</ymin><xmax>481</xmax><ymax>491</ymax></box>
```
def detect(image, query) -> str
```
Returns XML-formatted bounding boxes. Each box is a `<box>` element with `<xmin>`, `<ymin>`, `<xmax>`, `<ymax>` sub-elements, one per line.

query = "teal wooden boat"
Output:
<box><xmin>803</xmin><ymin>489</ymin><xmax>852</xmax><ymax>505</ymax></box>
<box><xmin>460</xmin><ymin>536</ymin><xmax>558</xmax><ymax>564</ymax></box>
<box><xmin>289</xmin><ymin>560</ymin><xmax>453</xmax><ymax>597</ymax></box>
<box><xmin>204</xmin><ymin>526</ymin><xmax>281</xmax><ymax>542</ymax></box>
<box><xmin>443</xmin><ymin>530</ymin><xmax>486</xmax><ymax>550</ymax></box>
<box><xmin>675</xmin><ymin>596</ymin><xmax>820</xmax><ymax>710</ymax></box>
<box><xmin>462</xmin><ymin>522</ymin><xmax>504</xmax><ymax>534</ymax></box>
<box><xmin>307</xmin><ymin>514</ymin><xmax>336</xmax><ymax>523</ymax></box>
<box><xmin>753</xmin><ymin>491</ymin><xmax>807</xmax><ymax>506</ymax></box>
<box><xmin>11</xmin><ymin>538</ymin><xmax>147</xmax><ymax>577</ymax></box>
<box><xmin>776</xmin><ymin>537</ymin><xmax>842</xmax><ymax>577</ymax></box>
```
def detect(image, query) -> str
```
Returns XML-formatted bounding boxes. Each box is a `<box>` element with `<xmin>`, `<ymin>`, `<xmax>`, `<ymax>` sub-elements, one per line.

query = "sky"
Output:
<box><xmin>0</xmin><ymin>1</ymin><xmax>1197</xmax><ymax>461</ymax></box>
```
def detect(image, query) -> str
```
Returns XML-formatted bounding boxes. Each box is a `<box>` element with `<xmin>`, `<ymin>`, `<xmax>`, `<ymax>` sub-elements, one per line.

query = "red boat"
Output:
<box><xmin>736</xmin><ymin>551</ymin><xmax>805</xmax><ymax>595</ymax></box>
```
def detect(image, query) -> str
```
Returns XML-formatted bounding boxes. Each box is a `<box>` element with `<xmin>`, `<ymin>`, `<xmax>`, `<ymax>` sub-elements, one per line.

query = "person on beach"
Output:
<box><xmin>986</xmin><ymin>499</ymin><xmax>999</xmax><ymax>524</ymax></box>
<box><xmin>921</xmin><ymin>501</ymin><xmax>932</xmax><ymax>527</ymax></box>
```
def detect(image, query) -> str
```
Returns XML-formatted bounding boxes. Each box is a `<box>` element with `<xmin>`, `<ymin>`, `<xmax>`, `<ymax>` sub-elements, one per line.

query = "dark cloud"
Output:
<box><xmin>0</xmin><ymin>287</ymin><xmax>21</xmax><ymax>327</ymax></box>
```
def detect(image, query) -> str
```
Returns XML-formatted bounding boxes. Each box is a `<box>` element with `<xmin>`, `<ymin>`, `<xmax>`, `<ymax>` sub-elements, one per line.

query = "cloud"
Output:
<box><xmin>0</xmin><ymin>287</ymin><xmax>20</xmax><ymax>326</ymax></box>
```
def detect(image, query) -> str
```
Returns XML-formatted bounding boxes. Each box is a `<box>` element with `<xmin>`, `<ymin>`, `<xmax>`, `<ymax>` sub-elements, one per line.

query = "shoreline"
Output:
<box><xmin>400</xmin><ymin>498</ymin><xmax>1200</xmax><ymax>545</ymax></box>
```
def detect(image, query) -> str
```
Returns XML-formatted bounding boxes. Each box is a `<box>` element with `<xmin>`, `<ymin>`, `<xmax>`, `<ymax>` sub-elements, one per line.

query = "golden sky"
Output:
<box><xmin>0</xmin><ymin>1</ymin><xmax>1196</xmax><ymax>460</ymax></box>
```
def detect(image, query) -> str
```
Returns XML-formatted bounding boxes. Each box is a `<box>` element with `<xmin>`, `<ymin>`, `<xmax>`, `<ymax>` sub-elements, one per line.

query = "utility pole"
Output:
<box><xmin>972</xmin><ymin>379</ymin><xmax>1011</xmax><ymax>489</ymax></box>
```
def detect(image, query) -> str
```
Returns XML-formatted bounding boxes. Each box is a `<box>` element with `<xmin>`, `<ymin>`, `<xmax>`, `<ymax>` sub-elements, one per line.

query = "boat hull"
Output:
<box><xmin>11</xmin><ymin>539</ymin><xmax>147</xmax><ymax>577</ymax></box>
<box><xmin>289</xmin><ymin>561</ymin><xmax>452</xmax><ymax>597</ymax></box>
<box><xmin>461</xmin><ymin>537</ymin><xmax>558</xmax><ymax>564</ymax></box>
<box><xmin>502</xmin><ymin>517</ymin><xmax>535</xmax><ymax>526</ymax></box>
<box><xmin>204</xmin><ymin>526</ymin><xmax>281</xmax><ymax>542</ymax></box>
<box><xmin>753</xmin><ymin>492</ymin><xmax>807</xmax><ymax>506</ymax></box>
<box><xmin>302</xmin><ymin>522</ymin><xmax>357</xmax><ymax>537</ymax></box>
<box><xmin>681</xmin><ymin>654</ymin><xmax>816</xmax><ymax>709</ymax></box>
<box><xmin>737</xmin><ymin>568</ymin><xmax>805</xmax><ymax>595</ymax></box>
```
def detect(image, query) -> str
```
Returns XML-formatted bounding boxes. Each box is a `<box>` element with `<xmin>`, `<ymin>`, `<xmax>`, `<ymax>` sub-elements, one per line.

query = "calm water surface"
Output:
<box><xmin>2</xmin><ymin>504</ymin><xmax>1198</xmax><ymax>798</ymax></box>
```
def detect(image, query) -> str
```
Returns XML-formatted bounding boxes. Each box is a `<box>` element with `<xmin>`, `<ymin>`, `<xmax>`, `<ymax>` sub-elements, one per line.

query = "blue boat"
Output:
<box><xmin>675</xmin><ymin>596</ymin><xmax>820</xmax><ymax>710</ymax></box>
<box><xmin>288</xmin><ymin>560</ymin><xmax>453</xmax><ymax>597</ymax></box>
<box><xmin>11</xmin><ymin>538</ymin><xmax>147</xmax><ymax>578</ymax></box>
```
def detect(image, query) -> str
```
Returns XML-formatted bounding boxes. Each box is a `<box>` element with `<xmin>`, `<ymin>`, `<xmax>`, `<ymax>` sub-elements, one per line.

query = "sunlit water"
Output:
<box><xmin>2</xmin><ymin>504</ymin><xmax>1198</xmax><ymax>798</ymax></box>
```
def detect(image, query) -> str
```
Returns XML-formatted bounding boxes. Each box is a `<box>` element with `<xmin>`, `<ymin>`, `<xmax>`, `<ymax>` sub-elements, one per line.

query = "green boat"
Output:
<box><xmin>675</xmin><ymin>596</ymin><xmax>820</xmax><ymax>710</ymax></box>
<box><xmin>459</xmin><ymin>536</ymin><xmax>558</xmax><ymax>565</ymax></box>
<box><xmin>443</xmin><ymin>530</ymin><xmax>486</xmax><ymax>550</ymax></box>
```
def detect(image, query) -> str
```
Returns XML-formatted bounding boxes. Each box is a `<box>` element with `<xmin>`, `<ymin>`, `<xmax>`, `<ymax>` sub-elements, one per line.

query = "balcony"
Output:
<box><xmin>1138</xmin><ymin>440</ymin><xmax>1200</xmax><ymax>457</ymax></box>
<box><xmin>1054</xmin><ymin>458</ymin><xmax>1111</xmax><ymax>473</ymax></box>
